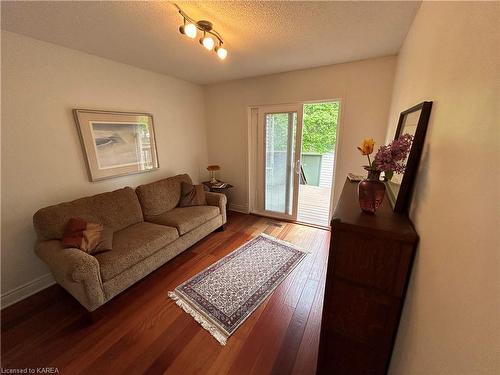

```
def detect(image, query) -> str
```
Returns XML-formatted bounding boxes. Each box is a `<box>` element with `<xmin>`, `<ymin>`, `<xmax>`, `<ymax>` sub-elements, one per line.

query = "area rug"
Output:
<box><xmin>168</xmin><ymin>233</ymin><xmax>308</xmax><ymax>345</ymax></box>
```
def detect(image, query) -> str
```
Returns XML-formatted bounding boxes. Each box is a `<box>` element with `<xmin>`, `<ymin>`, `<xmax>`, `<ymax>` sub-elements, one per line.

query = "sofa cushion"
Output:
<box><xmin>95</xmin><ymin>222</ymin><xmax>178</xmax><ymax>281</ymax></box>
<box><xmin>179</xmin><ymin>182</ymin><xmax>207</xmax><ymax>207</ymax></box>
<box><xmin>147</xmin><ymin>206</ymin><xmax>220</xmax><ymax>235</ymax></box>
<box><xmin>33</xmin><ymin>187</ymin><xmax>143</xmax><ymax>241</ymax></box>
<box><xmin>62</xmin><ymin>218</ymin><xmax>113</xmax><ymax>255</ymax></box>
<box><xmin>135</xmin><ymin>174</ymin><xmax>193</xmax><ymax>218</ymax></box>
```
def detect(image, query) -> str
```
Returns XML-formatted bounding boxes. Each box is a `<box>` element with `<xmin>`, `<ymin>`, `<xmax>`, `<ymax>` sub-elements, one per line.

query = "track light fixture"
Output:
<box><xmin>175</xmin><ymin>4</ymin><xmax>227</xmax><ymax>60</ymax></box>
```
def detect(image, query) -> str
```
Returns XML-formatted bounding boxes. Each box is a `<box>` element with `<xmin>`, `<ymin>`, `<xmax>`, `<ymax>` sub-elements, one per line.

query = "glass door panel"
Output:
<box><xmin>255</xmin><ymin>104</ymin><xmax>303</xmax><ymax>220</ymax></box>
<box><xmin>265</xmin><ymin>112</ymin><xmax>296</xmax><ymax>215</ymax></box>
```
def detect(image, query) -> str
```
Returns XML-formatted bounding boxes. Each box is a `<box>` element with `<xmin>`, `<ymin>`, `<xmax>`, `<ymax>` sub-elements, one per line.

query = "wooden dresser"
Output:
<box><xmin>317</xmin><ymin>179</ymin><xmax>418</xmax><ymax>375</ymax></box>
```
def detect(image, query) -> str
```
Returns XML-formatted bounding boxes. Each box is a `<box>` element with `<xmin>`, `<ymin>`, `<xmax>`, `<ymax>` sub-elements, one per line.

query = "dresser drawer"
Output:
<box><xmin>317</xmin><ymin>332</ymin><xmax>389</xmax><ymax>375</ymax></box>
<box><xmin>332</xmin><ymin>229</ymin><xmax>412</xmax><ymax>297</ymax></box>
<box><xmin>324</xmin><ymin>279</ymin><xmax>400</xmax><ymax>346</ymax></box>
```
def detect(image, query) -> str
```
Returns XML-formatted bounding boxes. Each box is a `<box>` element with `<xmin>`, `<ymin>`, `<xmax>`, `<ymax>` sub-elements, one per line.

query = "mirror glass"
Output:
<box><xmin>386</xmin><ymin>108</ymin><xmax>422</xmax><ymax>205</ymax></box>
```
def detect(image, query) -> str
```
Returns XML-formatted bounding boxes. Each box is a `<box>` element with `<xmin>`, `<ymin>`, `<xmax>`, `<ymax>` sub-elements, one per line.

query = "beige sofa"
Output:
<box><xmin>33</xmin><ymin>174</ymin><xmax>227</xmax><ymax>311</ymax></box>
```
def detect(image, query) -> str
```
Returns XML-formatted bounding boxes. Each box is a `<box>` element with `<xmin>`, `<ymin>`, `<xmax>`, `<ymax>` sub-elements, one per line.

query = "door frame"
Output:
<box><xmin>251</xmin><ymin>103</ymin><xmax>303</xmax><ymax>221</ymax></box>
<box><xmin>248</xmin><ymin>99</ymin><xmax>343</xmax><ymax>224</ymax></box>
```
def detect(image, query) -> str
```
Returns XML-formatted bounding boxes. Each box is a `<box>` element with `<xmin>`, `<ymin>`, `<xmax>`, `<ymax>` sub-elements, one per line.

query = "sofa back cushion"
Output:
<box><xmin>33</xmin><ymin>187</ymin><xmax>143</xmax><ymax>241</ymax></box>
<box><xmin>135</xmin><ymin>174</ymin><xmax>193</xmax><ymax>218</ymax></box>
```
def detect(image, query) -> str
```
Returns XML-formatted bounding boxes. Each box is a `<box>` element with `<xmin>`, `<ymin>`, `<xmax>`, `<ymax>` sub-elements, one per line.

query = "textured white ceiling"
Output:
<box><xmin>1</xmin><ymin>1</ymin><xmax>420</xmax><ymax>84</ymax></box>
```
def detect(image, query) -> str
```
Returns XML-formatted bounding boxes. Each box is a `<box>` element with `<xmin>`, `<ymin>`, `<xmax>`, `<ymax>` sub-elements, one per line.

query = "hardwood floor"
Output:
<box><xmin>1</xmin><ymin>212</ymin><xmax>330</xmax><ymax>375</ymax></box>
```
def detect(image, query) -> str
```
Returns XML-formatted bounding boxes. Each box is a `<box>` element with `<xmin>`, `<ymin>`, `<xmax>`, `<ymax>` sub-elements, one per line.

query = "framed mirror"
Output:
<box><xmin>386</xmin><ymin>101</ymin><xmax>432</xmax><ymax>214</ymax></box>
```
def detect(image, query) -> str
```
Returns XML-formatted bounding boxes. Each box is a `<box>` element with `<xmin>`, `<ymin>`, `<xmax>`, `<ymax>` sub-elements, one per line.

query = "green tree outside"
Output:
<box><xmin>302</xmin><ymin>102</ymin><xmax>339</xmax><ymax>154</ymax></box>
<box><xmin>266</xmin><ymin>101</ymin><xmax>339</xmax><ymax>153</ymax></box>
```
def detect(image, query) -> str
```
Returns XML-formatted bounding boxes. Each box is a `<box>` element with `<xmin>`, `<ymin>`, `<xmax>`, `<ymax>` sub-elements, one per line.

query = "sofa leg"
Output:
<box><xmin>216</xmin><ymin>225</ymin><xmax>225</xmax><ymax>232</ymax></box>
<box><xmin>85</xmin><ymin>307</ymin><xmax>104</xmax><ymax>324</ymax></box>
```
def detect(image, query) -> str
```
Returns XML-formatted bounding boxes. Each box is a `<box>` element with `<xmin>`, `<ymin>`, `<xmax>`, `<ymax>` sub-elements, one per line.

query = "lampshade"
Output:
<box><xmin>184</xmin><ymin>23</ymin><xmax>197</xmax><ymax>38</ymax></box>
<box><xmin>201</xmin><ymin>36</ymin><xmax>215</xmax><ymax>50</ymax></box>
<box><xmin>216</xmin><ymin>46</ymin><xmax>227</xmax><ymax>60</ymax></box>
<box><xmin>207</xmin><ymin>165</ymin><xmax>221</xmax><ymax>171</ymax></box>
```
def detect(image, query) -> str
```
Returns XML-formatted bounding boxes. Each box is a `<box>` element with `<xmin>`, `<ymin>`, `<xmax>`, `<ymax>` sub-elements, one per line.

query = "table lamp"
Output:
<box><xmin>207</xmin><ymin>165</ymin><xmax>220</xmax><ymax>183</ymax></box>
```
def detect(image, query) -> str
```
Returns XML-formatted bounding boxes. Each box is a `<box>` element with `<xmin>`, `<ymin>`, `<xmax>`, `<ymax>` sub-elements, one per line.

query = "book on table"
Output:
<box><xmin>212</xmin><ymin>182</ymin><xmax>228</xmax><ymax>188</ymax></box>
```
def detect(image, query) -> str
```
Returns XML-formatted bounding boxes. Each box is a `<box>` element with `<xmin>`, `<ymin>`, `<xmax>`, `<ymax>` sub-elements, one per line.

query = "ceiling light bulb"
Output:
<box><xmin>201</xmin><ymin>36</ymin><xmax>214</xmax><ymax>50</ymax></box>
<box><xmin>184</xmin><ymin>23</ymin><xmax>197</xmax><ymax>39</ymax></box>
<box><xmin>216</xmin><ymin>46</ymin><xmax>228</xmax><ymax>60</ymax></box>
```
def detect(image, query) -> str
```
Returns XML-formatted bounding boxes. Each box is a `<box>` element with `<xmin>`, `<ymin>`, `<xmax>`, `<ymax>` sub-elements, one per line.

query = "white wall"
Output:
<box><xmin>1</xmin><ymin>31</ymin><xmax>208</xmax><ymax>305</ymax></box>
<box><xmin>385</xmin><ymin>3</ymin><xmax>500</xmax><ymax>374</ymax></box>
<box><xmin>204</xmin><ymin>56</ymin><xmax>396</xmax><ymax>212</ymax></box>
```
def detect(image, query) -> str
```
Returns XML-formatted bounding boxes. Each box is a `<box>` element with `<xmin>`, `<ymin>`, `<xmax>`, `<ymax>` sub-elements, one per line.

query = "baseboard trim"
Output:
<box><xmin>228</xmin><ymin>203</ymin><xmax>249</xmax><ymax>214</ymax></box>
<box><xmin>1</xmin><ymin>273</ymin><xmax>55</xmax><ymax>309</ymax></box>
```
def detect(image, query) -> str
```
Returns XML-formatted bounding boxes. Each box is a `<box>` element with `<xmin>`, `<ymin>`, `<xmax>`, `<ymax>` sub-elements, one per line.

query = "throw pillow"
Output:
<box><xmin>179</xmin><ymin>182</ymin><xmax>207</xmax><ymax>207</ymax></box>
<box><xmin>62</xmin><ymin>217</ymin><xmax>113</xmax><ymax>255</ymax></box>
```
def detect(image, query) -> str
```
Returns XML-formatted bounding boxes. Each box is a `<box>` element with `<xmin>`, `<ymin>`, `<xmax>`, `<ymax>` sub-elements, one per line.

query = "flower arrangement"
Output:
<box><xmin>357</xmin><ymin>134</ymin><xmax>414</xmax><ymax>180</ymax></box>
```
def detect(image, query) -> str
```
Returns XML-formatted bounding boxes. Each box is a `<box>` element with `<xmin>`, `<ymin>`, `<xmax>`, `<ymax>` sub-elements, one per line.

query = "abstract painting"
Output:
<box><xmin>73</xmin><ymin>110</ymin><xmax>159</xmax><ymax>181</ymax></box>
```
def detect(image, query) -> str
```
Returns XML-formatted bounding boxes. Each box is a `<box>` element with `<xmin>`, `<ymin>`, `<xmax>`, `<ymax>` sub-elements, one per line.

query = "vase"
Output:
<box><xmin>358</xmin><ymin>168</ymin><xmax>386</xmax><ymax>214</ymax></box>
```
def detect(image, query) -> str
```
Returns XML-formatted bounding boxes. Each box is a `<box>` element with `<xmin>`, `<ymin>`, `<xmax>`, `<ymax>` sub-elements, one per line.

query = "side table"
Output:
<box><xmin>202</xmin><ymin>181</ymin><xmax>234</xmax><ymax>205</ymax></box>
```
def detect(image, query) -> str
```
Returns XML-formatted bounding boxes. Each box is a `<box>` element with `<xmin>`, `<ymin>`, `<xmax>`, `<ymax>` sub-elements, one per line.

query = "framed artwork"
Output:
<box><xmin>386</xmin><ymin>101</ymin><xmax>432</xmax><ymax>214</ymax></box>
<box><xmin>73</xmin><ymin>109</ymin><xmax>159</xmax><ymax>181</ymax></box>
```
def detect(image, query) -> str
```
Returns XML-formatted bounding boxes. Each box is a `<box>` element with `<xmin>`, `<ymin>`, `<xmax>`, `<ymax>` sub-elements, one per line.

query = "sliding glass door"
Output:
<box><xmin>255</xmin><ymin>104</ymin><xmax>303</xmax><ymax>220</ymax></box>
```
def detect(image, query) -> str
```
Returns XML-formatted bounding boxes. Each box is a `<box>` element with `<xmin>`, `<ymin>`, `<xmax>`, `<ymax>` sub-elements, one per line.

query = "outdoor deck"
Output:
<box><xmin>265</xmin><ymin>152</ymin><xmax>334</xmax><ymax>227</ymax></box>
<box><xmin>297</xmin><ymin>184</ymin><xmax>332</xmax><ymax>227</ymax></box>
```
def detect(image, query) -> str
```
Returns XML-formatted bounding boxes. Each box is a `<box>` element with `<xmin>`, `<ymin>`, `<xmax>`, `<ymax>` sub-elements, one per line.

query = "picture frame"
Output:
<box><xmin>73</xmin><ymin>109</ymin><xmax>159</xmax><ymax>181</ymax></box>
<box><xmin>386</xmin><ymin>101</ymin><xmax>432</xmax><ymax>214</ymax></box>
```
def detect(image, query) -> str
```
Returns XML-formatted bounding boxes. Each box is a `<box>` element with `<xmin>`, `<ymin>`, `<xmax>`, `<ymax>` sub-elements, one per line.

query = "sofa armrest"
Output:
<box><xmin>35</xmin><ymin>240</ymin><xmax>105</xmax><ymax>311</ymax></box>
<box><xmin>206</xmin><ymin>192</ymin><xmax>227</xmax><ymax>224</ymax></box>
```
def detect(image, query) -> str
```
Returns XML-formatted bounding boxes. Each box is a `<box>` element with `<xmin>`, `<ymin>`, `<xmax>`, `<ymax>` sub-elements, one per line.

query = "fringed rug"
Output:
<box><xmin>168</xmin><ymin>233</ymin><xmax>308</xmax><ymax>345</ymax></box>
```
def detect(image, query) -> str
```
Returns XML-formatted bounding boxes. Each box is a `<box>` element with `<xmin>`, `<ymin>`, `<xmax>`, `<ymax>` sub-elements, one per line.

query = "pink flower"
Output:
<box><xmin>374</xmin><ymin>134</ymin><xmax>413</xmax><ymax>174</ymax></box>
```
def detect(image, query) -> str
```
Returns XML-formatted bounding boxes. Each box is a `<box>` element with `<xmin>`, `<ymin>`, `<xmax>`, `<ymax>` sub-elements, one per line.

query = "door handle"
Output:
<box><xmin>295</xmin><ymin>160</ymin><xmax>301</xmax><ymax>175</ymax></box>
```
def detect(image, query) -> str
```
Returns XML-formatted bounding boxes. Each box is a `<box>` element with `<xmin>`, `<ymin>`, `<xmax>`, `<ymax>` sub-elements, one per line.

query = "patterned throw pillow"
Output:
<box><xmin>179</xmin><ymin>182</ymin><xmax>207</xmax><ymax>207</ymax></box>
<box><xmin>62</xmin><ymin>217</ymin><xmax>113</xmax><ymax>255</ymax></box>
